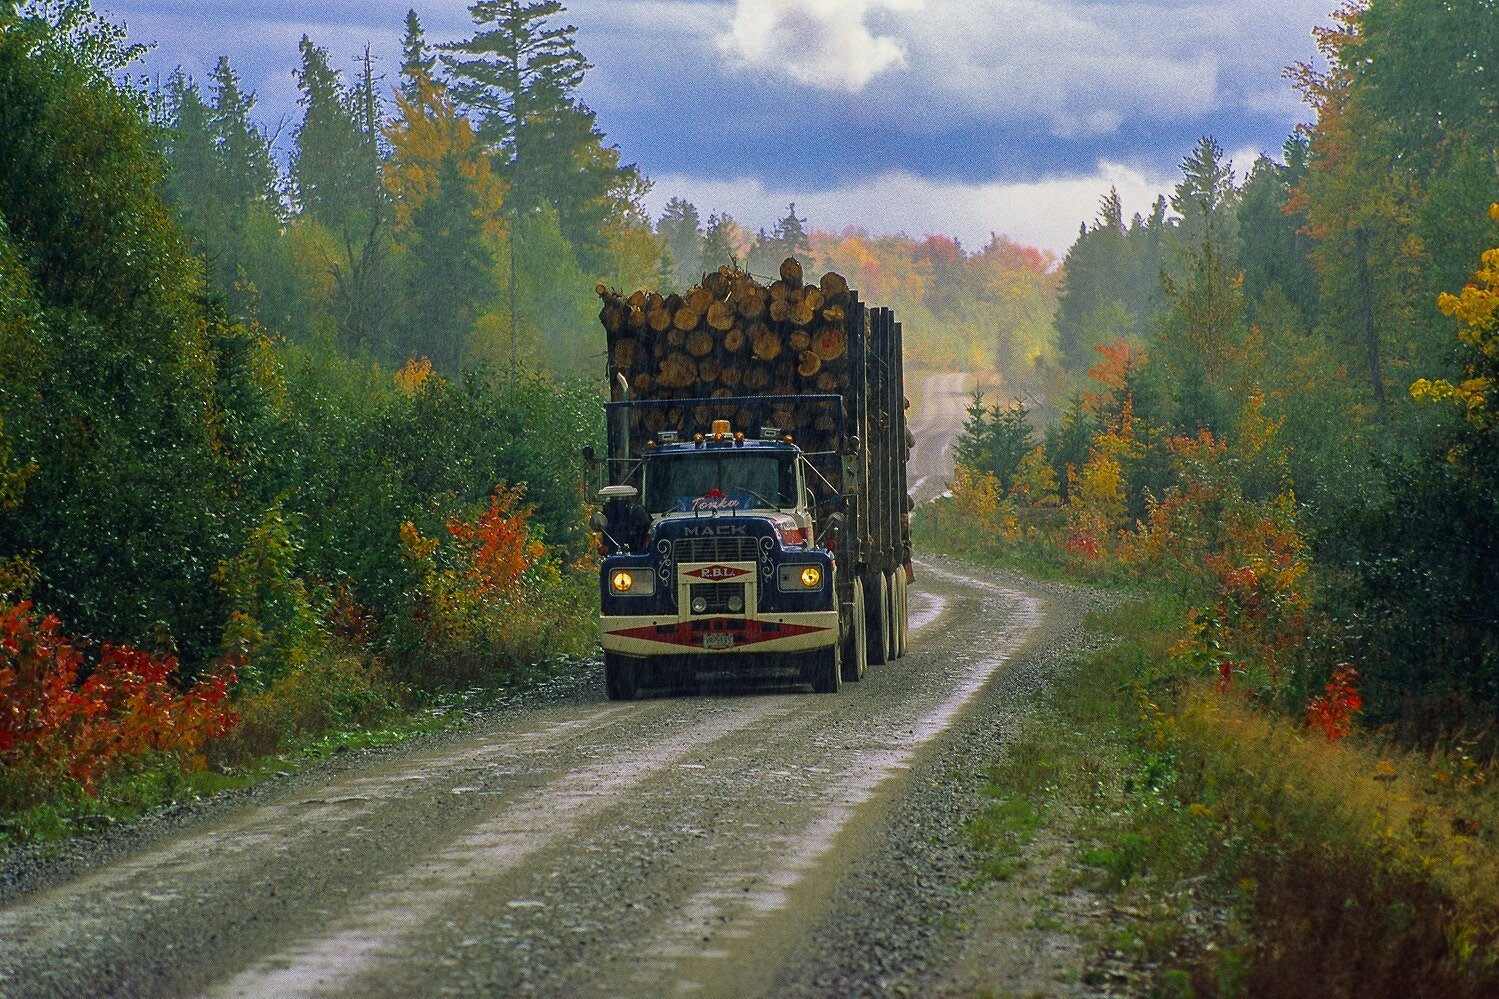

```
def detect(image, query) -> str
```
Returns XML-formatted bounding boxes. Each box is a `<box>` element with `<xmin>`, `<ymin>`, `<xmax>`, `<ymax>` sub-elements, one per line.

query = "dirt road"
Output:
<box><xmin>0</xmin><ymin>556</ymin><xmax>1106</xmax><ymax>999</ymax></box>
<box><xmin>907</xmin><ymin>372</ymin><xmax>970</xmax><ymax>505</ymax></box>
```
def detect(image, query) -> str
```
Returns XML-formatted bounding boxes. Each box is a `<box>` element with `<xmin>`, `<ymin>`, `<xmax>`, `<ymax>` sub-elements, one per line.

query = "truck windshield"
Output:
<box><xmin>644</xmin><ymin>452</ymin><xmax>797</xmax><ymax>514</ymax></box>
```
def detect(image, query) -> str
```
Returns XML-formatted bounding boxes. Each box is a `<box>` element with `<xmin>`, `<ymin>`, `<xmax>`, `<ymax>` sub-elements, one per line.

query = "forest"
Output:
<box><xmin>933</xmin><ymin>0</ymin><xmax>1499</xmax><ymax>738</ymax></box>
<box><xmin>1</xmin><ymin>0</ymin><xmax>1495</xmax><ymax>904</ymax></box>
<box><xmin>0</xmin><ymin>0</ymin><xmax>1060</xmax><ymax>830</ymax></box>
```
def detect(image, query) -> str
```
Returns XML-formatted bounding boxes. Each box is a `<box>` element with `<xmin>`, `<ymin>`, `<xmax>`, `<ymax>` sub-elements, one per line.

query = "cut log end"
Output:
<box><xmin>779</xmin><ymin>257</ymin><xmax>804</xmax><ymax>288</ymax></box>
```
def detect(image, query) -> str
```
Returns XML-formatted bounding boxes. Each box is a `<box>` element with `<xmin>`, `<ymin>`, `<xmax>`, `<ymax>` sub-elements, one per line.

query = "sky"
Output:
<box><xmin>98</xmin><ymin>0</ymin><xmax>1333</xmax><ymax>258</ymax></box>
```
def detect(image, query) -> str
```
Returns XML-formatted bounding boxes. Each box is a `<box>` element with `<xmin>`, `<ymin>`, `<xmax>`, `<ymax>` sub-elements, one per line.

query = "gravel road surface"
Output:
<box><xmin>907</xmin><ymin>372</ymin><xmax>969</xmax><ymax>506</ymax></box>
<box><xmin>0</xmin><ymin>556</ymin><xmax>1104</xmax><ymax>999</ymax></box>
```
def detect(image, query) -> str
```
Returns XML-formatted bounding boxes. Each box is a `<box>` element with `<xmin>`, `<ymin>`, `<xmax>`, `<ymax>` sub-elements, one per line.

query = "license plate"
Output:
<box><xmin>703</xmin><ymin>633</ymin><xmax>734</xmax><ymax>650</ymax></box>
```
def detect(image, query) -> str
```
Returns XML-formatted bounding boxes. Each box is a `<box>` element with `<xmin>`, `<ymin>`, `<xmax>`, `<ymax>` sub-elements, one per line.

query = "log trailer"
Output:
<box><xmin>592</xmin><ymin>259</ymin><xmax>912</xmax><ymax>698</ymax></box>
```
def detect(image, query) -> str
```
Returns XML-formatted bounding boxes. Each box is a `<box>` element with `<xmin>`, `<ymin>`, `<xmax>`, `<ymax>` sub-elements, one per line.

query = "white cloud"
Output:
<box><xmin>717</xmin><ymin>0</ymin><xmax>924</xmax><ymax>92</ymax></box>
<box><xmin>645</xmin><ymin>161</ymin><xmax>1179</xmax><ymax>258</ymax></box>
<box><xmin>852</xmin><ymin>0</ymin><xmax>1325</xmax><ymax>137</ymax></box>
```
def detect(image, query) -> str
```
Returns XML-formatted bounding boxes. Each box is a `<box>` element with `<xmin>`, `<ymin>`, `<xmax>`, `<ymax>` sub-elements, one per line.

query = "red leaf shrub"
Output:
<box><xmin>1306</xmin><ymin>665</ymin><xmax>1363</xmax><ymax>741</ymax></box>
<box><xmin>0</xmin><ymin>602</ymin><xmax>238</xmax><ymax>803</ymax></box>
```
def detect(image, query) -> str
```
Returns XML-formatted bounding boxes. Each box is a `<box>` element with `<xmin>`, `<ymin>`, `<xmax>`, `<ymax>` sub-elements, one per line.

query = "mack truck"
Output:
<box><xmin>591</xmin><ymin>260</ymin><xmax>912</xmax><ymax>698</ymax></box>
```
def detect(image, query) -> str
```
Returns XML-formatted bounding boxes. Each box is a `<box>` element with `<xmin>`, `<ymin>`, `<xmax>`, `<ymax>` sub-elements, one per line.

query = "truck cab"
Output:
<box><xmin>597</xmin><ymin>421</ymin><xmax>843</xmax><ymax>698</ymax></box>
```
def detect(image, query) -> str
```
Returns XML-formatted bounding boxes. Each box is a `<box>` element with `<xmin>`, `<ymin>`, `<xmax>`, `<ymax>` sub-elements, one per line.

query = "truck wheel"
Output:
<box><xmin>889</xmin><ymin>570</ymin><xmax>906</xmax><ymax>658</ymax></box>
<box><xmin>807</xmin><ymin>637</ymin><xmax>842</xmax><ymax>693</ymax></box>
<box><xmin>604</xmin><ymin>652</ymin><xmax>639</xmax><ymax>701</ymax></box>
<box><xmin>842</xmin><ymin>579</ymin><xmax>868</xmax><ymax>682</ymax></box>
<box><xmin>895</xmin><ymin>571</ymin><xmax>909</xmax><ymax>657</ymax></box>
<box><xmin>865</xmin><ymin>572</ymin><xmax>891</xmax><ymax>666</ymax></box>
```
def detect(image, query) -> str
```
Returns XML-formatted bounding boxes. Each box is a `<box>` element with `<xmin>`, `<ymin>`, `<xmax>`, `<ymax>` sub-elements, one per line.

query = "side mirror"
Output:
<box><xmin>846</xmin><ymin>435</ymin><xmax>861</xmax><ymax>455</ymax></box>
<box><xmin>598</xmin><ymin>484</ymin><xmax>639</xmax><ymax>501</ymax></box>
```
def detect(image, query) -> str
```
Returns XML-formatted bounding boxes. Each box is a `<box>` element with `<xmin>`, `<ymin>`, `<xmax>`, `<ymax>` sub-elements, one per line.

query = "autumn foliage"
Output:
<box><xmin>0</xmin><ymin>602</ymin><xmax>238</xmax><ymax>807</ymax></box>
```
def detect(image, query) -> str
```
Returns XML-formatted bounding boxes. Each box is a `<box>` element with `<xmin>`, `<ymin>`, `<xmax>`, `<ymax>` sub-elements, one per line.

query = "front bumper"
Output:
<box><xmin>601</xmin><ymin>610</ymin><xmax>838</xmax><ymax>657</ymax></box>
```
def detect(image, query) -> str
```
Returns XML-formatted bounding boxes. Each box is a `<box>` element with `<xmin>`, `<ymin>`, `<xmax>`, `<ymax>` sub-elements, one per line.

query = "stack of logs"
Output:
<box><xmin>598</xmin><ymin>258</ymin><xmax>854</xmax><ymax>450</ymax></box>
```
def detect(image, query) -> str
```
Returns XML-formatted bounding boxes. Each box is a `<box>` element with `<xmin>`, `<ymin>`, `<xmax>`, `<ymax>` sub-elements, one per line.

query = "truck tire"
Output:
<box><xmin>889</xmin><ymin>570</ymin><xmax>906</xmax><ymax>658</ymax></box>
<box><xmin>604</xmin><ymin>652</ymin><xmax>639</xmax><ymax>701</ymax></box>
<box><xmin>806</xmin><ymin>636</ymin><xmax>842</xmax><ymax>693</ymax></box>
<box><xmin>895</xmin><ymin>570</ymin><xmax>909</xmax><ymax>657</ymax></box>
<box><xmin>865</xmin><ymin>572</ymin><xmax>891</xmax><ymax>666</ymax></box>
<box><xmin>842</xmin><ymin>578</ymin><xmax>868</xmax><ymax>682</ymax></box>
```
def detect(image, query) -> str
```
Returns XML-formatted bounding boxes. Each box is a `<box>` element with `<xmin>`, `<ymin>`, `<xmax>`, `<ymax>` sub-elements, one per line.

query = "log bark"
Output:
<box><xmin>702</xmin><ymin>269</ymin><xmax>731</xmax><ymax>300</ymax></box>
<box><xmin>600</xmin><ymin>301</ymin><xmax>626</xmax><ymax>335</ymax></box>
<box><xmin>612</xmin><ymin>338</ymin><xmax>639</xmax><ymax>369</ymax></box>
<box><xmin>628</xmin><ymin>305</ymin><xmax>646</xmax><ymax>331</ymax></box>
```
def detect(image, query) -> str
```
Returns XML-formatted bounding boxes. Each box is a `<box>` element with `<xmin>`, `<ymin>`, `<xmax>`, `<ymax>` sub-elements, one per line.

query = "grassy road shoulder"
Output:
<box><xmin>940</xmin><ymin>572</ymin><xmax>1499</xmax><ymax>999</ymax></box>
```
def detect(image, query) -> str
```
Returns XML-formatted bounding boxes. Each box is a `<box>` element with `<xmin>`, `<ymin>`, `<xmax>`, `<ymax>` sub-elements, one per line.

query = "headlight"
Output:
<box><xmin>727</xmin><ymin>594</ymin><xmax>744</xmax><ymax>612</ymax></box>
<box><xmin>778</xmin><ymin>563</ymin><xmax>827</xmax><ymax>591</ymax></box>
<box><xmin>691</xmin><ymin>596</ymin><xmax>708</xmax><ymax>614</ymax></box>
<box><xmin>609</xmin><ymin>569</ymin><xmax>654</xmax><ymax>596</ymax></box>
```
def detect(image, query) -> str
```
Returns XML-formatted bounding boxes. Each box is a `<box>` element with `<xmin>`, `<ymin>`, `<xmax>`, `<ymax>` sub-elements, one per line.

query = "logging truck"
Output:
<box><xmin>592</xmin><ymin>258</ymin><xmax>912</xmax><ymax>698</ymax></box>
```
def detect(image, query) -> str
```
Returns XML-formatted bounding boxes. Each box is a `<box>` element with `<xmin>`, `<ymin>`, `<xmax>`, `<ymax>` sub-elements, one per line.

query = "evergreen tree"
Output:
<box><xmin>291</xmin><ymin>36</ymin><xmax>370</xmax><ymax>228</ymax></box>
<box><xmin>160</xmin><ymin>70</ymin><xmax>219</xmax><ymax>237</ymax></box>
<box><xmin>955</xmin><ymin>393</ymin><xmax>1036</xmax><ymax>496</ymax></box>
<box><xmin>407</xmin><ymin>154</ymin><xmax>493</xmax><ymax>375</ymax></box>
<box><xmin>399</xmin><ymin>9</ymin><xmax>437</xmax><ymax>102</ymax></box>
<box><xmin>701</xmin><ymin>212</ymin><xmax>738</xmax><ymax>270</ymax></box>
<box><xmin>1169</xmin><ymin>136</ymin><xmax>1238</xmax><ymax>271</ymax></box>
<box><xmin>751</xmin><ymin>202</ymin><xmax>812</xmax><ymax>275</ymax></box>
<box><xmin>209</xmin><ymin>56</ymin><xmax>277</xmax><ymax>214</ymax></box>
<box><xmin>658</xmin><ymin>197</ymin><xmax>703</xmax><ymax>288</ymax></box>
<box><xmin>385</xmin><ymin>64</ymin><xmax>503</xmax><ymax>373</ymax></box>
<box><xmin>442</xmin><ymin>0</ymin><xmax>644</xmax><ymax>273</ymax></box>
<box><xmin>1237</xmin><ymin>141</ymin><xmax>1318</xmax><ymax>327</ymax></box>
<box><xmin>291</xmin><ymin>35</ymin><xmax>393</xmax><ymax>353</ymax></box>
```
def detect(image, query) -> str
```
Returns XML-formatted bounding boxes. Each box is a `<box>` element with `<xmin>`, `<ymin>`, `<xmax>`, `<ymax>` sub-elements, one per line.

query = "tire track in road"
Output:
<box><xmin>207</xmin><ymin>699</ymin><xmax>799</xmax><ymax>999</ymax></box>
<box><xmin>1</xmin><ymin>560</ymin><xmax>1044</xmax><ymax>999</ymax></box>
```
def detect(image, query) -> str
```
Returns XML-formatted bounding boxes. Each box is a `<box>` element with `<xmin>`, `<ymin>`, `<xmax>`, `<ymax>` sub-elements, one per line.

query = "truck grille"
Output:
<box><xmin>689</xmin><ymin>583</ymin><xmax>745</xmax><ymax>615</ymax></box>
<box><xmin>673</xmin><ymin>536</ymin><xmax>760</xmax><ymax>564</ymax></box>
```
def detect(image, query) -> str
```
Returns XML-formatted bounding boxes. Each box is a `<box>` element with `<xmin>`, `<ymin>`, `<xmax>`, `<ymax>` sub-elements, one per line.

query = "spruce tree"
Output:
<box><xmin>442</xmin><ymin>0</ymin><xmax>643</xmax><ymax>273</ymax></box>
<box><xmin>399</xmin><ymin>9</ymin><xmax>438</xmax><ymax>102</ymax></box>
<box><xmin>658</xmin><ymin>197</ymin><xmax>703</xmax><ymax>289</ymax></box>
<box><xmin>290</xmin><ymin>36</ymin><xmax>393</xmax><ymax>353</ymax></box>
<box><xmin>209</xmin><ymin>56</ymin><xmax>277</xmax><ymax>214</ymax></box>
